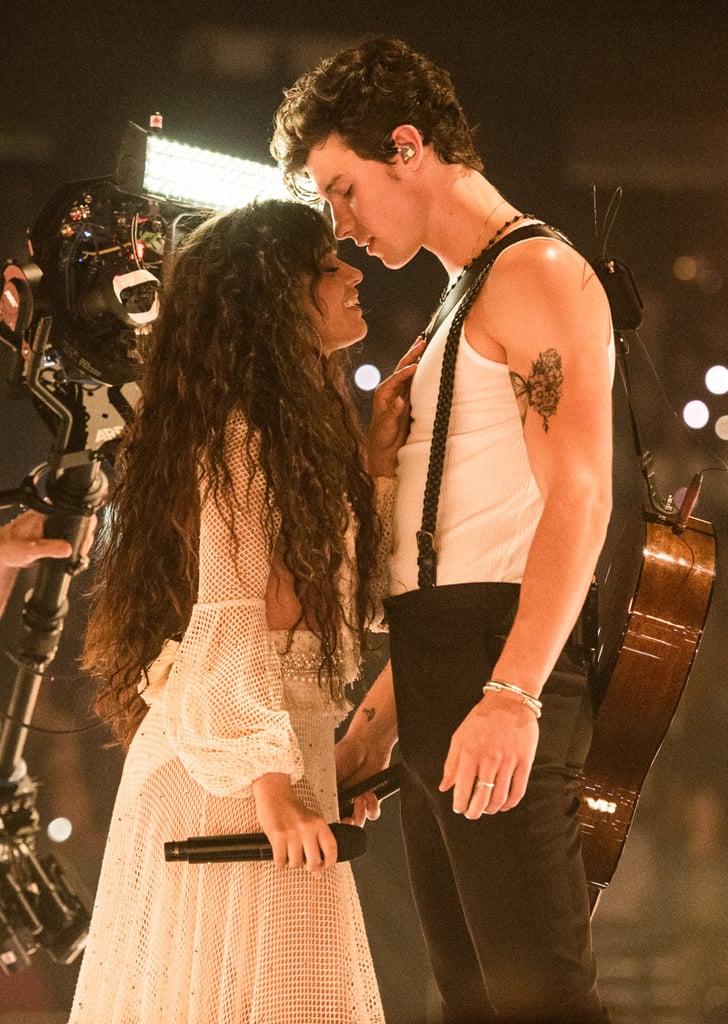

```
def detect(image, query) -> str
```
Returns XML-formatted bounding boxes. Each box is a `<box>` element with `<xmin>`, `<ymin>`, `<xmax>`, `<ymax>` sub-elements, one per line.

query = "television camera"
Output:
<box><xmin>0</xmin><ymin>123</ymin><xmax>210</xmax><ymax>973</ymax></box>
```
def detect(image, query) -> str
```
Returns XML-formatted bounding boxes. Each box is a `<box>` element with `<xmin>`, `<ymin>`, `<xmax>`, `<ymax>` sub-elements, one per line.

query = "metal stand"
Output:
<box><xmin>0</xmin><ymin>461</ymin><xmax>107</xmax><ymax>779</ymax></box>
<box><xmin>0</xmin><ymin>313</ymin><xmax>117</xmax><ymax>971</ymax></box>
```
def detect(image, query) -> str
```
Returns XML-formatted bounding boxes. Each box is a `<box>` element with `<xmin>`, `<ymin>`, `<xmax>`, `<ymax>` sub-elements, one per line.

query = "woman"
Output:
<box><xmin>69</xmin><ymin>199</ymin><xmax>414</xmax><ymax>1024</ymax></box>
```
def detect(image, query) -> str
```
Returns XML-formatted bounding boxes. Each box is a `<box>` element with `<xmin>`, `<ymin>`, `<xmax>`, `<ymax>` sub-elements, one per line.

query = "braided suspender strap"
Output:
<box><xmin>416</xmin><ymin>274</ymin><xmax>485</xmax><ymax>587</ymax></box>
<box><xmin>416</xmin><ymin>223</ymin><xmax>567</xmax><ymax>588</ymax></box>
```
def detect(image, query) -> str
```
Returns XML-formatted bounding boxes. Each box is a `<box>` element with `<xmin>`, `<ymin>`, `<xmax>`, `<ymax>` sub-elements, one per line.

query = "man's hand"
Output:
<box><xmin>335</xmin><ymin>732</ymin><xmax>390</xmax><ymax>827</ymax></box>
<box><xmin>335</xmin><ymin>661</ymin><xmax>399</xmax><ymax>826</ymax></box>
<box><xmin>439</xmin><ymin>691</ymin><xmax>539</xmax><ymax>818</ymax></box>
<box><xmin>367</xmin><ymin>336</ymin><xmax>425</xmax><ymax>477</ymax></box>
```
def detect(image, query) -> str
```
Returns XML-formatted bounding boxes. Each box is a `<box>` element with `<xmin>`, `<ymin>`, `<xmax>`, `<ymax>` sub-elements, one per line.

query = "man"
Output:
<box><xmin>272</xmin><ymin>36</ymin><xmax>613</xmax><ymax>1023</ymax></box>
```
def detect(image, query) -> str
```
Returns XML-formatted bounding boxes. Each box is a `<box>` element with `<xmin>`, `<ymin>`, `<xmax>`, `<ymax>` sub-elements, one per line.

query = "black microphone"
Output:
<box><xmin>163</xmin><ymin>768</ymin><xmax>403</xmax><ymax>864</ymax></box>
<box><xmin>337</xmin><ymin>764</ymin><xmax>403</xmax><ymax>820</ymax></box>
<box><xmin>164</xmin><ymin>821</ymin><xmax>366</xmax><ymax>864</ymax></box>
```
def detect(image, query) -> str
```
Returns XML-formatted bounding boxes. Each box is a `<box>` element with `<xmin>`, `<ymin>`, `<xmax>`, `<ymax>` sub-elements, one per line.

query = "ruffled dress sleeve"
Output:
<box><xmin>162</xmin><ymin>412</ymin><xmax>304</xmax><ymax>798</ymax></box>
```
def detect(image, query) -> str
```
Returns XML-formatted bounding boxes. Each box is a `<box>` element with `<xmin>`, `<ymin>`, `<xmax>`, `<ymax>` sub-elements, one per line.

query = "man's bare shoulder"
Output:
<box><xmin>489</xmin><ymin>234</ymin><xmax>599</xmax><ymax>302</ymax></box>
<box><xmin>467</xmin><ymin>234</ymin><xmax>611</xmax><ymax>361</ymax></box>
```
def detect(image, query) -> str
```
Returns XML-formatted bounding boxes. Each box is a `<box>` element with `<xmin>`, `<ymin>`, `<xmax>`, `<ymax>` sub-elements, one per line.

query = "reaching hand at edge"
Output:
<box><xmin>0</xmin><ymin>509</ymin><xmax>97</xmax><ymax>617</ymax></box>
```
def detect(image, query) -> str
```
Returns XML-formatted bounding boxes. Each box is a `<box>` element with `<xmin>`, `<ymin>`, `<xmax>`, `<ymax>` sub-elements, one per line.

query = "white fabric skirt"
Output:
<box><xmin>68</xmin><ymin>631</ymin><xmax>384</xmax><ymax>1024</ymax></box>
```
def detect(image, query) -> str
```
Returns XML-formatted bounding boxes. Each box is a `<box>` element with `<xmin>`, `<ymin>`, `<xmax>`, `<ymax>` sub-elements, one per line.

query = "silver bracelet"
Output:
<box><xmin>482</xmin><ymin>680</ymin><xmax>543</xmax><ymax>719</ymax></box>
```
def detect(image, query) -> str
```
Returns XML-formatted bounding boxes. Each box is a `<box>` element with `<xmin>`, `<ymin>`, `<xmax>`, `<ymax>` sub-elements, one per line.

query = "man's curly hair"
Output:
<box><xmin>271</xmin><ymin>35</ymin><xmax>483</xmax><ymax>201</ymax></box>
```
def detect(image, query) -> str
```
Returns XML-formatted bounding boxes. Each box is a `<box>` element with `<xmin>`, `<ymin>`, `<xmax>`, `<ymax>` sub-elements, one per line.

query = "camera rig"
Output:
<box><xmin>0</xmin><ymin>141</ymin><xmax>205</xmax><ymax>972</ymax></box>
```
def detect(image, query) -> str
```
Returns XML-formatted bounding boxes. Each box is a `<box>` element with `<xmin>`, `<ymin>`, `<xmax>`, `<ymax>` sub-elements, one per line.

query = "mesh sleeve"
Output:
<box><xmin>163</xmin><ymin>412</ymin><xmax>304</xmax><ymax>798</ymax></box>
<box><xmin>368</xmin><ymin>475</ymin><xmax>397</xmax><ymax>631</ymax></box>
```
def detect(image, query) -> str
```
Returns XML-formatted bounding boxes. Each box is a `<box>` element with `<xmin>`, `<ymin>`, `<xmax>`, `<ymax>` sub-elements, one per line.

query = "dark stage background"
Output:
<box><xmin>1</xmin><ymin>3</ymin><xmax>727</xmax><ymax>1022</ymax></box>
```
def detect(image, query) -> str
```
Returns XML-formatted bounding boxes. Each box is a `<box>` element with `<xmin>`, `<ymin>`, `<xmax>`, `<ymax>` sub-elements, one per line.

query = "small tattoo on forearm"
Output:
<box><xmin>362</xmin><ymin>706</ymin><xmax>376</xmax><ymax>722</ymax></box>
<box><xmin>510</xmin><ymin>348</ymin><xmax>563</xmax><ymax>432</ymax></box>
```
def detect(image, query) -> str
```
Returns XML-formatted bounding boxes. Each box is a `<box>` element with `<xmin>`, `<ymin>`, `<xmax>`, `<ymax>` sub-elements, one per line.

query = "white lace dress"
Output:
<box><xmin>68</xmin><ymin>413</ymin><xmax>395</xmax><ymax>1024</ymax></box>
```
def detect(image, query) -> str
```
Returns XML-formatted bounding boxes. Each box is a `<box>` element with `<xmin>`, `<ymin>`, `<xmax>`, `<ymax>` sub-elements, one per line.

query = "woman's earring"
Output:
<box><xmin>398</xmin><ymin>143</ymin><xmax>415</xmax><ymax>163</ymax></box>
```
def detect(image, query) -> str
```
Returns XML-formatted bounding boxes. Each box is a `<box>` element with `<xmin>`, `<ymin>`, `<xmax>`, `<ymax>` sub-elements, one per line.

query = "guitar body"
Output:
<box><xmin>579</xmin><ymin>510</ymin><xmax>715</xmax><ymax>914</ymax></box>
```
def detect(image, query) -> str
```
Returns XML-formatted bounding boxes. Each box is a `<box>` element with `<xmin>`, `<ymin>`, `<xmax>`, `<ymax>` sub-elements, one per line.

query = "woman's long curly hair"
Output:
<box><xmin>84</xmin><ymin>199</ymin><xmax>378</xmax><ymax>748</ymax></box>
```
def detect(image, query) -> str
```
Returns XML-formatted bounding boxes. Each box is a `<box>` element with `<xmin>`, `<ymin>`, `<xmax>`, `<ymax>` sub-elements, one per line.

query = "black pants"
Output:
<box><xmin>385</xmin><ymin>583</ymin><xmax>608</xmax><ymax>1024</ymax></box>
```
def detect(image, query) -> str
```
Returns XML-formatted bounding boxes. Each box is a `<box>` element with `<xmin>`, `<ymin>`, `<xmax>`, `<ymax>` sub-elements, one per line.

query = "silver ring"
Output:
<box><xmin>474</xmin><ymin>779</ymin><xmax>495</xmax><ymax>790</ymax></box>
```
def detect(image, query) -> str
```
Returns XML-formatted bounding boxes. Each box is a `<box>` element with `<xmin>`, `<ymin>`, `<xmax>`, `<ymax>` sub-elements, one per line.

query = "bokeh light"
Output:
<box><xmin>673</xmin><ymin>255</ymin><xmax>698</xmax><ymax>281</ymax></box>
<box><xmin>682</xmin><ymin>400</ymin><xmax>710</xmax><ymax>429</ymax></box>
<box><xmin>354</xmin><ymin>363</ymin><xmax>382</xmax><ymax>391</ymax></box>
<box><xmin>705</xmin><ymin>365</ymin><xmax>728</xmax><ymax>395</ymax></box>
<box><xmin>47</xmin><ymin>817</ymin><xmax>73</xmax><ymax>842</ymax></box>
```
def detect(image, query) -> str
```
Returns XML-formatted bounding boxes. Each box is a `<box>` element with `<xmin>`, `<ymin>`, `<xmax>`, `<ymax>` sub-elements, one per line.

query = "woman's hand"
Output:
<box><xmin>367</xmin><ymin>336</ymin><xmax>425</xmax><ymax>477</ymax></box>
<box><xmin>252</xmin><ymin>773</ymin><xmax>337</xmax><ymax>878</ymax></box>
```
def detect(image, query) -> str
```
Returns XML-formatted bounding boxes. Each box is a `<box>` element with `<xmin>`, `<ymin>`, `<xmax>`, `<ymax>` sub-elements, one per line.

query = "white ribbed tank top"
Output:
<box><xmin>389</xmin><ymin>308</ymin><xmax>544</xmax><ymax>595</ymax></box>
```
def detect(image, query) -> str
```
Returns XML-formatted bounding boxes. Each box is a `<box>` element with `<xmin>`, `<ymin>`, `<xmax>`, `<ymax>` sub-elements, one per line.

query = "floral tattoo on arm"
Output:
<box><xmin>510</xmin><ymin>348</ymin><xmax>563</xmax><ymax>432</ymax></box>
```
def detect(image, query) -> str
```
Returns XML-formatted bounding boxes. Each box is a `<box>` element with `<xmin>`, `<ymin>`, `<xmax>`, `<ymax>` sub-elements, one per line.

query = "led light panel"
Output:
<box><xmin>143</xmin><ymin>135</ymin><xmax>290</xmax><ymax>209</ymax></box>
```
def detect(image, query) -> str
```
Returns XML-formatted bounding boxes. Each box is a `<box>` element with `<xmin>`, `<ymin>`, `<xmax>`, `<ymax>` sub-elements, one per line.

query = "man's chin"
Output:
<box><xmin>373</xmin><ymin>250</ymin><xmax>415</xmax><ymax>270</ymax></box>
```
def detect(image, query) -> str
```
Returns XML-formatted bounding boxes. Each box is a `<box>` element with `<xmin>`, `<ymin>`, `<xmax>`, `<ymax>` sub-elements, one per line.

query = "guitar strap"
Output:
<box><xmin>416</xmin><ymin>223</ymin><xmax>567</xmax><ymax>588</ymax></box>
<box><xmin>421</xmin><ymin>223</ymin><xmax>567</xmax><ymax>345</ymax></box>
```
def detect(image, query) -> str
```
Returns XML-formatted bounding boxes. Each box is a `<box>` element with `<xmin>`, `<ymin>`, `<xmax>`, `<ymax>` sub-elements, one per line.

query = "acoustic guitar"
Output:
<box><xmin>579</xmin><ymin>509</ymin><xmax>716</xmax><ymax>915</ymax></box>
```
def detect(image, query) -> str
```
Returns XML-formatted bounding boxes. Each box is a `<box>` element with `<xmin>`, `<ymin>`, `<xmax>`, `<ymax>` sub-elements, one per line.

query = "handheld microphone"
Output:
<box><xmin>164</xmin><ymin>767</ymin><xmax>403</xmax><ymax>864</ymax></box>
<box><xmin>164</xmin><ymin>821</ymin><xmax>366</xmax><ymax>864</ymax></box>
<box><xmin>337</xmin><ymin>764</ymin><xmax>403</xmax><ymax>820</ymax></box>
